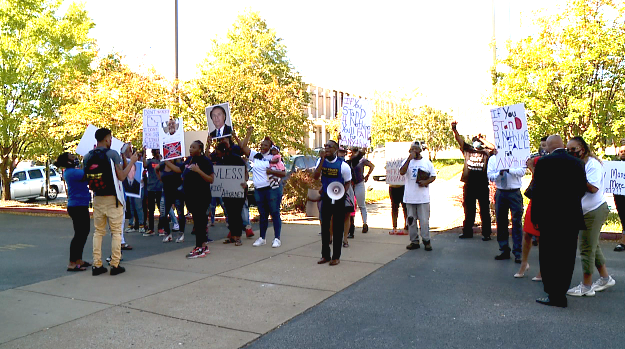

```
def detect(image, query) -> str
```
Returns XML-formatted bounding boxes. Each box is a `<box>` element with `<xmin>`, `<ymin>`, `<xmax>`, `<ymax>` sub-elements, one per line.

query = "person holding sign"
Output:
<box><xmin>487</xmin><ymin>150</ymin><xmax>526</xmax><ymax>262</ymax></box>
<box><xmin>614</xmin><ymin>141</ymin><xmax>625</xmax><ymax>252</ymax></box>
<box><xmin>451</xmin><ymin>121</ymin><xmax>496</xmax><ymax>240</ymax></box>
<box><xmin>214</xmin><ymin>142</ymin><xmax>248</xmax><ymax>246</ymax></box>
<box><xmin>314</xmin><ymin>140</ymin><xmax>353</xmax><ymax>266</ymax></box>
<box><xmin>83</xmin><ymin>128</ymin><xmax>138</xmax><ymax>276</ymax></box>
<box><xmin>157</xmin><ymin>158</ymin><xmax>186</xmax><ymax>243</ymax></box>
<box><xmin>565</xmin><ymin>137</ymin><xmax>615</xmax><ymax>297</ymax></box>
<box><xmin>399</xmin><ymin>142</ymin><xmax>436</xmax><ymax>251</ymax></box>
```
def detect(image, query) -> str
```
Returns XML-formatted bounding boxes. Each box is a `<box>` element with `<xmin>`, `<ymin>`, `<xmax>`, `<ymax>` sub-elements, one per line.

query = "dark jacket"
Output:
<box><xmin>210</xmin><ymin>125</ymin><xmax>232</xmax><ymax>138</ymax></box>
<box><xmin>531</xmin><ymin>149</ymin><xmax>587</xmax><ymax>230</ymax></box>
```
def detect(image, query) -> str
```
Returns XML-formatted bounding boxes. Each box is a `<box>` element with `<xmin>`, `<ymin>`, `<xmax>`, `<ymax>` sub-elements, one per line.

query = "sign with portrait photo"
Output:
<box><xmin>123</xmin><ymin>161</ymin><xmax>143</xmax><ymax>199</ymax></box>
<box><xmin>205</xmin><ymin>103</ymin><xmax>233</xmax><ymax>139</ymax></box>
<box><xmin>158</xmin><ymin>118</ymin><xmax>185</xmax><ymax>161</ymax></box>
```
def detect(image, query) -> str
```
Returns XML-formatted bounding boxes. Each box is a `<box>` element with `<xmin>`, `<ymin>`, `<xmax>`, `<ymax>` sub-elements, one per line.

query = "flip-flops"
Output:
<box><xmin>67</xmin><ymin>265</ymin><xmax>87</xmax><ymax>272</ymax></box>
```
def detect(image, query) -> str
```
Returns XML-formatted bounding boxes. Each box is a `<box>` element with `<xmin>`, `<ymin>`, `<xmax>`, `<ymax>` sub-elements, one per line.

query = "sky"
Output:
<box><xmin>64</xmin><ymin>0</ymin><xmax>564</xmax><ymax>136</ymax></box>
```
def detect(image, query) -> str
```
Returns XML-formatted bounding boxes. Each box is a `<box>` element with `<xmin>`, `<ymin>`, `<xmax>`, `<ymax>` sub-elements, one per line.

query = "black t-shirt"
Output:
<box><xmin>158</xmin><ymin>162</ymin><xmax>182</xmax><ymax>192</ymax></box>
<box><xmin>214</xmin><ymin>153</ymin><xmax>246</xmax><ymax>167</ymax></box>
<box><xmin>460</xmin><ymin>143</ymin><xmax>492</xmax><ymax>183</ymax></box>
<box><xmin>179</xmin><ymin>155</ymin><xmax>214</xmax><ymax>200</ymax></box>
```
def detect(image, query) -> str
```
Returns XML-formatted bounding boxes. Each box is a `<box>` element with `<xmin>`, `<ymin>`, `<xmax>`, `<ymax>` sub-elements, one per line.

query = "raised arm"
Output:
<box><xmin>313</xmin><ymin>151</ymin><xmax>326</xmax><ymax>180</ymax></box>
<box><xmin>240</xmin><ymin>126</ymin><xmax>254</xmax><ymax>157</ymax></box>
<box><xmin>451</xmin><ymin>121</ymin><xmax>465</xmax><ymax>149</ymax></box>
<box><xmin>116</xmin><ymin>153</ymin><xmax>138</xmax><ymax>181</ymax></box>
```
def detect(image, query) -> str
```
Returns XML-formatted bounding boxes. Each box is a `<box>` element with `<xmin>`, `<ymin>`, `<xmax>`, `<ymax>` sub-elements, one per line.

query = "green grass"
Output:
<box><xmin>365</xmin><ymin>189</ymin><xmax>390</xmax><ymax>204</ymax></box>
<box><xmin>432</xmin><ymin>158</ymin><xmax>464</xmax><ymax>181</ymax></box>
<box><xmin>603</xmin><ymin>211</ymin><xmax>623</xmax><ymax>232</ymax></box>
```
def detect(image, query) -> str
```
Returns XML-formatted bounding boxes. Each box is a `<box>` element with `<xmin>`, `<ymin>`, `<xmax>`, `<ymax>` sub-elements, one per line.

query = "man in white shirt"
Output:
<box><xmin>399</xmin><ymin>142</ymin><xmax>436</xmax><ymax>251</ymax></box>
<box><xmin>487</xmin><ymin>152</ymin><xmax>526</xmax><ymax>262</ymax></box>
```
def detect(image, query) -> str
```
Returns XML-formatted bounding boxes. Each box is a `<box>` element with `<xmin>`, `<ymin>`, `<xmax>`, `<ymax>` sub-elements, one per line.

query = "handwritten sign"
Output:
<box><xmin>603</xmin><ymin>161</ymin><xmax>625</xmax><ymax>195</ymax></box>
<box><xmin>211</xmin><ymin>165</ymin><xmax>246</xmax><ymax>198</ymax></box>
<box><xmin>110</xmin><ymin>159</ymin><xmax>125</xmax><ymax>207</ymax></box>
<box><xmin>76</xmin><ymin>124</ymin><xmax>124</xmax><ymax>156</ymax></box>
<box><xmin>143</xmin><ymin>109</ymin><xmax>169</xmax><ymax>149</ymax></box>
<box><xmin>340</xmin><ymin>96</ymin><xmax>372</xmax><ymax>148</ymax></box>
<box><xmin>385</xmin><ymin>142</ymin><xmax>412</xmax><ymax>185</ymax></box>
<box><xmin>490</xmin><ymin>103</ymin><xmax>531</xmax><ymax>170</ymax></box>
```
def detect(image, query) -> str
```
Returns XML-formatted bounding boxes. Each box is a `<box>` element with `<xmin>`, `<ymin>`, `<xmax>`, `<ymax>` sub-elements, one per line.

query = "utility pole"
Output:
<box><xmin>174</xmin><ymin>0</ymin><xmax>180</xmax><ymax>118</ymax></box>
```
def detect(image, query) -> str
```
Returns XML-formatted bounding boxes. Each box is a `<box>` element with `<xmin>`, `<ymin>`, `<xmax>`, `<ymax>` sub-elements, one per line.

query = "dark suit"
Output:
<box><xmin>531</xmin><ymin>148</ymin><xmax>587</xmax><ymax>302</ymax></box>
<box><xmin>210</xmin><ymin>125</ymin><xmax>232</xmax><ymax>138</ymax></box>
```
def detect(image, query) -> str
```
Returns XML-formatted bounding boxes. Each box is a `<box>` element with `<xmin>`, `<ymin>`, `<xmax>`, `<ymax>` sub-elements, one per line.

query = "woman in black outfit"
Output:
<box><xmin>158</xmin><ymin>158</ymin><xmax>186</xmax><ymax>243</ymax></box>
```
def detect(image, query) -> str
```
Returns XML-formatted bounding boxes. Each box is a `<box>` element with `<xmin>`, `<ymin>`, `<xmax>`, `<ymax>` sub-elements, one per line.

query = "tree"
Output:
<box><xmin>0</xmin><ymin>0</ymin><xmax>95</xmax><ymax>200</ymax></box>
<box><xmin>59</xmin><ymin>54</ymin><xmax>174</xmax><ymax>151</ymax></box>
<box><xmin>491</xmin><ymin>0</ymin><xmax>625</xmax><ymax>153</ymax></box>
<box><xmin>413</xmin><ymin>106</ymin><xmax>455</xmax><ymax>160</ymax></box>
<box><xmin>181</xmin><ymin>11</ymin><xmax>310</xmax><ymax>151</ymax></box>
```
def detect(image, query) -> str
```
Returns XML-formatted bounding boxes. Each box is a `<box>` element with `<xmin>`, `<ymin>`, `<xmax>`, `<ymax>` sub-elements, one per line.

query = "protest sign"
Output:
<box><xmin>183</xmin><ymin>130</ymin><xmax>208</xmax><ymax>157</ymax></box>
<box><xmin>110</xmin><ymin>159</ymin><xmax>125</xmax><ymax>206</ymax></box>
<box><xmin>490</xmin><ymin>103</ymin><xmax>531</xmax><ymax>170</ymax></box>
<box><xmin>385</xmin><ymin>142</ymin><xmax>412</xmax><ymax>185</ymax></box>
<box><xmin>206</xmin><ymin>103</ymin><xmax>233</xmax><ymax>139</ymax></box>
<box><xmin>603</xmin><ymin>161</ymin><xmax>625</xmax><ymax>195</ymax></box>
<box><xmin>211</xmin><ymin>165</ymin><xmax>246</xmax><ymax>198</ymax></box>
<box><xmin>340</xmin><ymin>96</ymin><xmax>372</xmax><ymax>148</ymax></box>
<box><xmin>123</xmin><ymin>161</ymin><xmax>143</xmax><ymax>199</ymax></box>
<box><xmin>159</xmin><ymin>118</ymin><xmax>185</xmax><ymax>161</ymax></box>
<box><xmin>76</xmin><ymin>124</ymin><xmax>124</xmax><ymax>156</ymax></box>
<box><xmin>143</xmin><ymin>109</ymin><xmax>169</xmax><ymax>149</ymax></box>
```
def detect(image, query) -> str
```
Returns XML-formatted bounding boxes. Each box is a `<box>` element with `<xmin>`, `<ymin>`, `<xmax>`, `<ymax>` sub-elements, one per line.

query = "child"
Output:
<box><xmin>268</xmin><ymin>145</ymin><xmax>285</xmax><ymax>188</ymax></box>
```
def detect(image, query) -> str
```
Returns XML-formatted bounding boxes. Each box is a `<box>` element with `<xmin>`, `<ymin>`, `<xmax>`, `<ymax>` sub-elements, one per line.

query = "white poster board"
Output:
<box><xmin>143</xmin><ymin>109</ymin><xmax>169</xmax><ymax>149</ymax></box>
<box><xmin>490</xmin><ymin>103</ymin><xmax>531</xmax><ymax>170</ymax></box>
<box><xmin>340</xmin><ymin>96</ymin><xmax>372</xmax><ymax>148</ymax></box>
<box><xmin>110</xmin><ymin>159</ymin><xmax>125</xmax><ymax>206</ymax></box>
<box><xmin>385</xmin><ymin>142</ymin><xmax>412</xmax><ymax>185</ymax></box>
<box><xmin>603</xmin><ymin>161</ymin><xmax>625</xmax><ymax>195</ymax></box>
<box><xmin>211</xmin><ymin>165</ymin><xmax>246</xmax><ymax>198</ymax></box>
<box><xmin>206</xmin><ymin>103</ymin><xmax>233</xmax><ymax>139</ymax></box>
<box><xmin>76</xmin><ymin>124</ymin><xmax>124</xmax><ymax>156</ymax></box>
<box><xmin>158</xmin><ymin>118</ymin><xmax>185</xmax><ymax>161</ymax></box>
<box><xmin>124</xmin><ymin>161</ymin><xmax>143</xmax><ymax>199</ymax></box>
<box><xmin>183</xmin><ymin>130</ymin><xmax>209</xmax><ymax>157</ymax></box>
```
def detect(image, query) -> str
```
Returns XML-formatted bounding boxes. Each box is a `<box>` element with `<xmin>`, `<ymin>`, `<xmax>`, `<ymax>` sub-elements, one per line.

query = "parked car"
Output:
<box><xmin>4</xmin><ymin>166</ymin><xmax>65</xmax><ymax>201</ymax></box>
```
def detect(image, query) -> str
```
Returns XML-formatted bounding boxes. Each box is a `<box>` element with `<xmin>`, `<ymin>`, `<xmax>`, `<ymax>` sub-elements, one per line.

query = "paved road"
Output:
<box><xmin>0</xmin><ymin>213</ymin><xmax>234</xmax><ymax>291</ymax></box>
<box><xmin>246</xmin><ymin>233</ymin><xmax>625</xmax><ymax>349</ymax></box>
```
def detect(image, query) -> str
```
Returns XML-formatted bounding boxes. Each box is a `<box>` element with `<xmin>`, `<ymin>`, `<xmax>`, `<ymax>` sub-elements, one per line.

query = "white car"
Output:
<box><xmin>7</xmin><ymin>166</ymin><xmax>65</xmax><ymax>201</ymax></box>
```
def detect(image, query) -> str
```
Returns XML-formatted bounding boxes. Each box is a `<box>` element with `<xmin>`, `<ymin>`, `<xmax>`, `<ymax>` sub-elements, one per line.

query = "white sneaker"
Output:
<box><xmin>272</xmin><ymin>238</ymin><xmax>281</xmax><ymax>248</ymax></box>
<box><xmin>253</xmin><ymin>238</ymin><xmax>266</xmax><ymax>247</ymax></box>
<box><xmin>173</xmin><ymin>223</ymin><xmax>180</xmax><ymax>232</ymax></box>
<box><xmin>567</xmin><ymin>283</ymin><xmax>595</xmax><ymax>297</ymax></box>
<box><xmin>162</xmin><ymin>234</ymin><xmax>172</xmax><ymax>243</ymax></box>
<box><xmin>176</xmin><ymin>234</ymin><xmax>184</xmax><ymax>243</ymax></box>
<box><xmin>591</xmin><ymin>276</ymin><xmax>615</xmax><ymax>292</ymax></box>
<box><xmin>124</xmin><ymin>227</ymin><xmax>135</xmax><ymax>233</ymax></box>
<box><xmin>138</xmin><ymin>227</ymin><xmax>145</xmax><ymax>234</ymax></box>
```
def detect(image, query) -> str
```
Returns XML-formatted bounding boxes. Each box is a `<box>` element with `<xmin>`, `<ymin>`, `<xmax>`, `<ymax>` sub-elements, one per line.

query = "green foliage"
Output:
<box><xmin>181</xmin><ymin>11</ymin><xmax>310</xmax><ymax>151</ymax></box>
<box><xmin>432</xmin><ymin>159</ymin><xmax>464</xmax><ymax>181</ymax></box>
<box><xmin>282</xmin><ymin>171</ymin><xmax>321</xmax><ymax>212</ymax></box>
<box><xmin>491</xmin><ymin>0</ymin><xmax>625</xmax><ymax>154</ymax></box>
<box><xmin>364</xmin><ymin>189</ymin><xmax>389</xmax><ymax>204</ymax></box>
<box><xmin>602</xmin><ymin>211</ymin><xmax>623</xmax><ymax>232</ymax></box>
<box><xmin>0</xmin><ymin>0</ymin><xmax>95</xmax><ymax>199</ymax></box>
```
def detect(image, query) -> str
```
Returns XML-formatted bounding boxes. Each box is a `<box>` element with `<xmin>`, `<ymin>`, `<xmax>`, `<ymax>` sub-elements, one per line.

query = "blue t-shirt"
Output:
<box><xmin>64</xmin><ymin>168</ymin><xmax>91</xmax><ymax>207</ymax></box>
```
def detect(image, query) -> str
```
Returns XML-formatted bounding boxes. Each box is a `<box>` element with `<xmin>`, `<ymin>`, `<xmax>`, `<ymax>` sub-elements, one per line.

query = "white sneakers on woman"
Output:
<box><xmin>272</xmin><ymin>238</ymin><xmax>281</xmax><ymax>248</ymax></box>
<box><xmin>252</xmin><ymin>237</ymin><xmax>281</xmax><ymax>248</ymax></box>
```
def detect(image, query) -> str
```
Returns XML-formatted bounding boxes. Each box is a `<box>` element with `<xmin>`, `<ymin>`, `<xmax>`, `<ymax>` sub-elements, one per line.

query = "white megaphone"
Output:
<box><xmin>327</xmin><ymin>182</ymin><xmax>345</xmax><ymax>204</ymax></box>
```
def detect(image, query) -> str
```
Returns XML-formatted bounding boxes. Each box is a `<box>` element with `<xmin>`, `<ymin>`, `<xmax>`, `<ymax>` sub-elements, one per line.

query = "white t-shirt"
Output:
<box><xmin>403</xmin><ymin>158</ymin><xmax>436</xmax><ymax>204</ymax></box>
<box><xmin>250</xmin><ymin>150</ymin><xmax>273</xmax><ymax>189</ymax></box>
<box><xmin>581</xmin><ymin>157</ymin><xmax>606</xmax><ymax>214</ymax></box>
<box><xmin>315</xmin><ymin>157</ymin><xmax>352</xmax><ymax>182</ymax></box>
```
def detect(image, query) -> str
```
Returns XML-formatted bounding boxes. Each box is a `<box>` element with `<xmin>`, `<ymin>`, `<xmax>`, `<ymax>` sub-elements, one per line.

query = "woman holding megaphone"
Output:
<box><xmin>314</xmin><ymin>140</ymin><xmax>353</xmax><ymax>266</ymax></box>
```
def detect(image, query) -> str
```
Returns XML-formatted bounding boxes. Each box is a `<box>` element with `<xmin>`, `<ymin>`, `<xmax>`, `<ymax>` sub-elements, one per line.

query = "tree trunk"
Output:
<box><xmin>1</xmin><ymin>163</ymin><xmax>11</xmax><ymax>201</ymax></box>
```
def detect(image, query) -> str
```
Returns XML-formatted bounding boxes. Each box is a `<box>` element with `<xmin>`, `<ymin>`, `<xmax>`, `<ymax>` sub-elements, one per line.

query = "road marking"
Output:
<box><xmin>0</xmin><ymin>243</ymin><xmax>36</xmax><ymax>251</ymax></box>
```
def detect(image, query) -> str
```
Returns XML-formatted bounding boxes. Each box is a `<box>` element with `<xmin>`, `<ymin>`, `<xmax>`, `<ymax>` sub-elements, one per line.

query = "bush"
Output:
<box><xmin>282</xmin><ymin>171</ymin><xmax>321</xmax><ymax>212</ymax></box>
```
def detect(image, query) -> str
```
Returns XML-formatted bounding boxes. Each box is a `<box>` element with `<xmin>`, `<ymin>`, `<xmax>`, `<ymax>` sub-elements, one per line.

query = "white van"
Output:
<box><xmin>6</xmin><ymin>166</ymin><xmax>65</xmax><ymax>201</ymax></box>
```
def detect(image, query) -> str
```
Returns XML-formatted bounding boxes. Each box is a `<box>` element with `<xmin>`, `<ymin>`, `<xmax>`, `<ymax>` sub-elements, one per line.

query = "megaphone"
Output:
<box><xmin>327</xmin><ymin>182</ymin><xmax>345</xmax><ymax>204</ymax></box>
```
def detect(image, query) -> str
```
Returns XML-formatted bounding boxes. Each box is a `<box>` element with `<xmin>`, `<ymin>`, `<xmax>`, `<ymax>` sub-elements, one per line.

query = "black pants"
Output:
<box><xmin>142</xmin><ymin>189</ymin><xmax>148</xmax><ymax>227</ymax></box>
<box><xmin>187</xmin><ymin>197</ymin><xmax>210</xmax><ymax>247</ymax></box>
<box><xmin>224</xmin><ymin>198</ymin><xmax>245</xmax><ymax>238</ymax></box>
<box><xmin>462</xmin><ymin>182</ymin><xmax>492</xmax><ymax>236</ymax></box>
<box><xmin>147</xmin><ymin>191</ymin><xmax>164</xmax><ymax>232</ymax></box>
<box><xmin>389</xmin><ymin>186</ymin><xmax>407</xmax><ymax>229</ymax></box>
<box><xmin>321</xmin><ymin>196</ymin><xmax>346</xmax><ymax>260</ymax></box>
<box><xmin>67</xmin><ymin>206</ymin><xmax>90</xmax><ymax>263</ymax></box>
<box><xmin>539</xmin><ymin>225</ymin><xmax>578</xmax><ymax>301</ymax></box>
<box><xmin>614</xmin><ymin>194</ymin><xmax>625</xmax><ymax>230</ymax></box>
<box><xmin>163</xmin><ymin>188</ymin><xmax>185</xmax><ymax>234</ymax></box>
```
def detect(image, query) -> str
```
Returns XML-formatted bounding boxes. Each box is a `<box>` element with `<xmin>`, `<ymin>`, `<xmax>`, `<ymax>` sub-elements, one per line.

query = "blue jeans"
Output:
<box><xmin>242</xmin><ymin>198</ymin><xmax>250</xmax><ymax>228</ymax></box>
<box><xmin>495</xmin><ymin>189</ymin><xmax>524</xmax><ymax>258</ymax></box>
<box><xmin>209</xmin><ymin>197</ymin><xmax>227</xmax><ymax>224</ymax></box>
<box><xmin>254</xmin><ymin>187</ymin><xmax>282</xmax><ymax>239</ymax></box>
<box><xmin>127</xmin><ymin>196</ymin><xmax>144</xmax><ymax>229</ymax></box>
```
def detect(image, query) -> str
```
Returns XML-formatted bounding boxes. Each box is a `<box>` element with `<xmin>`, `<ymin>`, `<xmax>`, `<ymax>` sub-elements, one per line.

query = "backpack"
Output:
<box><xmin>84</xmin><ymin>148</ymin><xmax>115</xmax><ymax>196</ymax></box>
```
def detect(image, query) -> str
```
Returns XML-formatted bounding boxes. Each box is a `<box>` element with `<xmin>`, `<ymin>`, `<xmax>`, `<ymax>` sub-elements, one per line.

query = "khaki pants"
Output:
<box><xmin>93</xmin><ymin>195</ymin><xmax>123</xmax><ymax>268</ymax></box>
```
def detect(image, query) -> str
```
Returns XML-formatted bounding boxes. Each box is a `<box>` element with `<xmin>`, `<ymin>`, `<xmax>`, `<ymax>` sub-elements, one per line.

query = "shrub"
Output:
<box><xmin>282</xmin><ymin>171</ymin><xmax>321</xmax><ymax>212</ymax></box>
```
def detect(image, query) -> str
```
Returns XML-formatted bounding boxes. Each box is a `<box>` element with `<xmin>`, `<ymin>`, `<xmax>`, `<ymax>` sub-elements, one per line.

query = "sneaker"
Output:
<box><xmin>362</xmin><ymin>223</ymin><xmax>369</xmax><ymax>234</ymax></box>
<box><xmin>143</xmin><ymin>230</ymin><xmax>155</xmax><ymax>237</ymax></box>
<box><xmin>614</xmin><ymin>243</ymin><xmax>625</xmax><ymax>252</ymax></box>
<box><xmin>162</xmin><ymin>234</ymin><xmax>173</xmax><ymax>243</ymax></box>
<box><xmin>494</xmin><ymin>252</ymin><xmax>511</xmax><ymax>260</ymax></box>
<box><xmin>458</xmin><ymin>233</ymin><xmax>473</xmax><ymax>239</ymax></box>
<box><xmin>158</xmin><ymin>229</ymin><xmax>165</xmax><ymax>236</ymax></box>
<box><xmin>106</xmin><ymin>255</ymin><xmax>123</xmax><ymax>265</ymax></box>
<box><xmin>591</xmin><ymin>276</ymin><xmax>615</xmax><ymax>292</ymax></box>
<box><xmin>347</xmin><ymin>233</ymin><xmax>354</xmax><ymax>239</ymax></box>
<box><xmin>110</xmin><ymin>265</ymin><xmax>126</xmax><ymax>275</ymax></box>
<box><xmin>246</xmin><ymin>228</ymin><xmax>255</xmax><ymax>238</ymax></box>
<box><xmin>253</xmin><ymin>237</ymin><xmax>266</xmax><ymax>247</ymax></box>
<box><xmin>173</xmin><ymin>223</ymin><xmax>180</xmax><ymax>231</ymax></box>
<box><xmin>567</xmin><ymin>283</ymin><xmax>595</xmax><ymax>297</ymax></box>
<box><xmin>406</xmin><ymin>242</ymin><xmax>420</xmax><ymax>250</ymax></box>
<box><xmin>138</xmin><ymin>226</ymin><xmax>145</xmax><ymax>234</ymax></box>
<box><xmin>124</xmin><ymin>227</ymin><xmax>136</xmax><ymax>233</ymax></box>
<box><xmin>423</xmin><ymin>241</ymin><xmax>432</xmax><ymax>251</ymax></box>
<box><xmin>92</xmin><ymin>266</ymin><xmax>107</xmax><ymax>276</ymax></box>
<box><xmin>176</xmin><ymin>233</ymin><xmax>185</xmax><ymax>243</ymax></box>
<box><xmin>482</xmin><ymin>236</ymin><xmax>492</xmax><ymax>241</ymax></box>
<box><xmin>272</xmin><ymin>238</ymin><xmax>281</xmax><ymax>248</ymax></box>
<box><xmin>206</xmin><ymin>238</ymin><xmax>213</xmax><ymax>243</ymax></box>
<box><xmin>186</xmin><ymin>246</ymin><xmax>207</xmax><ymax>259</ymax></box>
